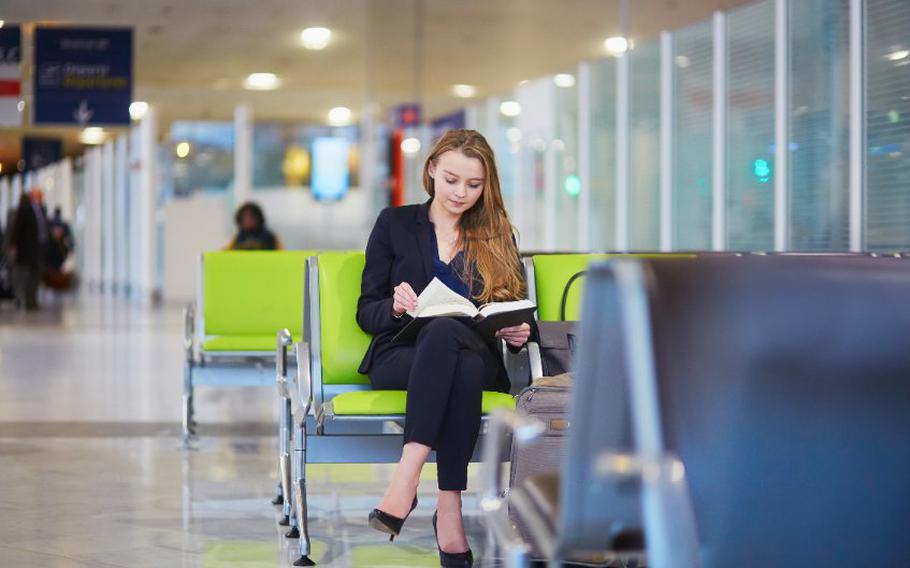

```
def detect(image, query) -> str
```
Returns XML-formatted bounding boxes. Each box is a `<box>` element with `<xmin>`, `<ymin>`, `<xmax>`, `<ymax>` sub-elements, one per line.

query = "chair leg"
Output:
<box><xmin>293</xmin><ymin>418</ymin><xmax>315</xmax><ymax>566</ymax></box>
<box><xmin>181</xmin><ymin>362</ymin><xmax>196</xmax><ymax>448</ymax></box>
<box><xmin>277</xmin><ymin>397</ymin><xmax>291</xmax><ymax>510</ymax></box>
<box><xmin>271</xmin><ymin>480</ymin><xmax>283</xmax><ymax>506</ymax></box>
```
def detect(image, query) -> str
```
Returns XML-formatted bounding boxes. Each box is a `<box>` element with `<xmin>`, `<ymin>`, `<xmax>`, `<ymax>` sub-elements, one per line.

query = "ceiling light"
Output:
<box><xmin>604</xmin><ymin>36</ymin><xmax>629</xmax><ymax>56</ymax></box>
<box><xmin>886</xmin><ymin>48</ymin><xmax>909</xmax><ymax>62</ymax></box>
<box><xmin>176</xmin><ymin>142</ymin><xmax>191</xmax><ymax>158</ymax></box>
<box><xmin>499</xmin><ymin>101</ymin><xmax>521</xmax><ymax>117</ymax></box>
<box><xmin>129</xmin><ymin>101</ymin><xmax>148</xmax><ymax>121</ymax></box>
<box><xmin>244</xmin><ymin>72</ymin><xmax>281</xmax><ymax>90</ymax></box>
<box><xmin>0</xmin><ymin>21</ymin><xmax>4</xmax><ymax>29</ymax></box>
<box><xmin>401</xmin><ymin>137</ymin><xmax>421</xmax><ymax>156</ymax></box>
<box><xmin>553</xmin><ymin>74</ymin><xmax>576</xmax><ymax>88</ymax></box>
<box><xmin>79</xmin><ymin>127</ymin><xmax>105</xmax><ymax>145</ymax></box>
<box><xmin>0</xmin><ymin>163</ymin><xmax>3</xmax><ymax>174</ymax></box>
<box><xmin>327</xmin><ymin>106</ymin><xmax>352</xmax><ymax>126</ymax></box>
<box><xmin>17</xmin><ymin>100</ymin><xmax>24</xmax><ymax>112</ymax></box>
<box><xmin>451</xmin><ymin>84</ymin><xmax>477</xmax><ymax>98</ymax></box>
<box><xmin>301</xmin><ymin>27</ymin><xmax>332</xmax><ymax>50</ymax></box>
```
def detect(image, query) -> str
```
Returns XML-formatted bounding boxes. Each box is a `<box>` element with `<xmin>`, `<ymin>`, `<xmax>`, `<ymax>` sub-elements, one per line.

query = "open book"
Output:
<box><xmin>391</xmin><ymin>277</ymin><xmax>536</xmax><ymax>343</ymax></box>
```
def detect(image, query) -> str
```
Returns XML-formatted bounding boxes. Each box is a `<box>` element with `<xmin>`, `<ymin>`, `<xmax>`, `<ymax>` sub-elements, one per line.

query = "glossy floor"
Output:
<box><xmin>0</xmin><ymin>296</ymin><xmax>494</xmax><ymax>567</ymax></box>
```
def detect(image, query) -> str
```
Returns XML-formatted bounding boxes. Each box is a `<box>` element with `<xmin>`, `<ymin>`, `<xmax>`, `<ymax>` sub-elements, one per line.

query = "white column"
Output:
<box><xmin>128</xmin><ymin>126</ymin><xmax>143</xmax><ymax>298</ymax></box>
<box><xmin>137</xmin><ymin>107</ymin><xmax>160</xmax><ymax>303</ymax></box>
<box><xmin>359</xmin><ymin>101</ymin><xmax>379</xmax><ymax>219</ymax></box>
<box><xmin>712</xmin><ymin>12</ymin><xmax>727</xmax><ymax>251</ymax></box>
<box><xmin>577</xmin><ymin>61</ymin><xmax>592</xmax><ymax>251</ymax></box>
<box><xmin>12</xmin><ymin>174</ymin><xmax>22</xmax><ymax>207</ymax></box>
<box><xmin>774</xmin><ymin>0</ymin><xmax>790</xmax><ymax>251</ymax></box>
<box><xmin>86</xmin><ymin>148</ymin><xmax>103</xmax><ymax>288</ymax></box>
<box><xmin>848</xmin><ymin>0</ymin><xmax>865</xmax><ymax>252</ymax></box>
<box><xmin>660</xmin><ymin>31</ymin><xmax>675</xmax><ymax>252</ymax></box>
<box><xmin>615</xmin><ymin>51</ymin><xmax>631</xmax><ymax>251</ymax></box>
<box><xmin>233</xmin><ymin>104</ymin><xmax>253</xmax><ymax>207</ymax></box>
<box><xmin>0</xmin><ymin>177</ymin><xmax>9</xmax><ymax>230</ymax></box>
<box><xmin>114</xmin><ymin>136</ymin><xmax>129</xmax><ymax>292</ymax></box>
<box><xmin>58</xmin><ymin>158</ymin><xmax>74</xmax><ymax>221</ymax></box>
<box><xmin>101</xmin><ymin>141</ymin><xmax>116</xmax><ymax>291</ymax></box>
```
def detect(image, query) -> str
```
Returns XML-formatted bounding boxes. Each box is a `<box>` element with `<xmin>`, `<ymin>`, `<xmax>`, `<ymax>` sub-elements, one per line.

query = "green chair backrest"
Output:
<box><xmin>203</xmin><ymin>250</ymin><xmax>316</xmax><ymax>337</ymax></box>
<box><xmin>533</xmin><ymin>253</ymin><xmax>695</xmax><ymax>321</ymax></box>
<box><xmin>317</xmin><ymin>252</ymin><xmax>371</xmax><ymax>385</ymax></box>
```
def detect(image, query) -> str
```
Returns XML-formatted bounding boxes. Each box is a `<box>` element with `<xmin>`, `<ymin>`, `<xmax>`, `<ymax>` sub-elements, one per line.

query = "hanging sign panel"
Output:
<box><xmin>0</xmin><ymin>25</ymin><xmax>22</xmax><ymax>127</ymax></box>
<box><xmin>33</xmin><ymin>27</ymin><xmax>133</xmax><ymax>126</ymax></box>
<box><xmin>22</xmin><ymin>137</ymin><xmax>63</xmax><ymax>171</ymax></box>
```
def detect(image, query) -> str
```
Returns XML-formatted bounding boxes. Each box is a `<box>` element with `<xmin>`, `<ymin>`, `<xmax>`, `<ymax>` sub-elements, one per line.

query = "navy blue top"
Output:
<box><xmin>428</xmin><ymin>222</ymin><xmax>471</xmax><ymax>300</ymax></box>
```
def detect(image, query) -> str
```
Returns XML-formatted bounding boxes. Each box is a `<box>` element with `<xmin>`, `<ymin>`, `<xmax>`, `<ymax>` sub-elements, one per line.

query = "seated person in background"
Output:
<box><xmin>359</xmin><ymin>129</ymin><xmax>531</xmax><ymax>567</ymax></box>
<box><xmin>227</xmin><ymin>202</ymin><xmax>283</xmax><ymax>250</ymax></box>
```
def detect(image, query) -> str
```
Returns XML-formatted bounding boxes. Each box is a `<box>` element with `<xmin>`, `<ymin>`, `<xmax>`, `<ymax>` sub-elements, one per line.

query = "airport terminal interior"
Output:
<box><xmin>1</xmin><ymin>0</ymin><xmax>910</xmax><ymax>566</ymax></box>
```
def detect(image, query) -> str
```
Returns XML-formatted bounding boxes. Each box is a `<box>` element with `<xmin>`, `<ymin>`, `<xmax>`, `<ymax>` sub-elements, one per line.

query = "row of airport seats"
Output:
<box><xmin>185</xmin><ymin>249</ymin><xmax>906</xmax><ymax>566</ymax></box>
<box><xmin>483</xmin><ymin>254</ymin><xmax>910</xmax><ymax>567</ymax></box>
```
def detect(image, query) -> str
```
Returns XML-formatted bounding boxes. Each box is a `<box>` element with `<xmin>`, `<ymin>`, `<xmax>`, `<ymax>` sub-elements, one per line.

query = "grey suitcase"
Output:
<box><xmin>509</xmin><ymin>373</ymin><xmax>572</xmax><ymax>490</ymax></box>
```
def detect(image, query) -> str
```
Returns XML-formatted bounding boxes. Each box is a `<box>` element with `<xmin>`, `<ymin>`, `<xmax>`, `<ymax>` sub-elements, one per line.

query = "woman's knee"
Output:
<box><xmin>416</xmin><ymin>317</ymin><xmax>465</xmax><ymax>344</ymax></box>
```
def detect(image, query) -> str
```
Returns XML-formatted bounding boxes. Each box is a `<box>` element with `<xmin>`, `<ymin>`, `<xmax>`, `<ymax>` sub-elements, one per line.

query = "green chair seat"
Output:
<box><xmin>203</xmin><ymin>335</ymin><xmax>277</xmax><ymax>353</ymax></box>
<box><xmin>330</xmin><ymin>390</ymin><xmax>516</xmax><ymax>416</ymax></box>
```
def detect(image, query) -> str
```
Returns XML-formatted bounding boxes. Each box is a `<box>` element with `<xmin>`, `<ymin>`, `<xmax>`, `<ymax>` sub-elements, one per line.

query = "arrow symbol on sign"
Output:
<box><xmin>74</xmin><ymin>100</ymin><xmax>94</xmax><ymax>124</ymax></box>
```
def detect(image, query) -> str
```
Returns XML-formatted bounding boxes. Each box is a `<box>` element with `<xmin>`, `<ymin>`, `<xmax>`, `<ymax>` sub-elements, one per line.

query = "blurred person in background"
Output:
<box><xmin>9</xmin><ymin>189</ymin><xmax>49</xmax><ymax>310</ymax></box>
<box><xmin>44</xmin><ymin>206</ymin><xmax>75</xmax><ymax>292</ymax></box>
<box><xmin>227</xmin><ymin>202</ymin><xmax>283</xmax><ymax>250</ymax></box>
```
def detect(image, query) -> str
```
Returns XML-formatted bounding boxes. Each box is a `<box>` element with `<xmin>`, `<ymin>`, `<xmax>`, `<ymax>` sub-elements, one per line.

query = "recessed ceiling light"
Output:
<box><xmin>518</xmin><ymin>79</ymin><xmax>529</xmax><ymax>86</ymax></box>
<box><xmin>0</xmin><ymin>21</ymin><xmax>5</xmax><ymax>29</ymax></box>
<box><xmin>176</xmin><ymin>142</ymin><xmax>191</xmax><ymax>158</ymax></box>
<box><xmin>553</xmin><ymin>74</ymin><xmax>576</xmax><ymax>88</ymax></box>
<box><xmin>886</xmin><ymin>48</ymin><xmax>909</xmax><ymax>62</ymax></box>
<box><xmin>328</xmin><ymin>106</ymin><xmax>352</xmax><ymax>126</ymax></box>
<box><xmin>451</xmin><ymin>84</ymin><xmax>477</xmax><ymax>98</ymax></box>
<box><xmin>401</xmin><ymin>137</ymin><xmax>421</xmax><ymax>155</ymax></box>
<box><xmin>604</xmin><ymin>36</ymin><xmax>629</xmax><ymax>56</ymax></box>
<box><xmin>244</xmin><ymin>72</ymin><xmax>281</xmax><ymax>90</ymax></box>
<box><xmin>499</xmin><ymin>101</ymin><xmax>521</xmax><ymax>117</ymax></box>
<box><xmin>79</xmin><ymin>127</ymin><xmax>105</xmax><ymax>145</ymax></box>
<box><xmin>301</xmin><ymin>27</ymin><xmax>332</xmax><ymax>50</ymax></box>
<box><xmin>129</xmin><ymin>101</ymin><xmax>148</xmax><ymax>121</ymax></box>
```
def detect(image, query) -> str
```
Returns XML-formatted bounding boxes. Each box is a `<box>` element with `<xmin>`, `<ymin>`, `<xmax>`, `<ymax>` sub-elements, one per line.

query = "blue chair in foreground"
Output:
<box><xmin>488</xmin><ymin>255</ymin><xmax>910</xmax><ymax>567</ymax></box>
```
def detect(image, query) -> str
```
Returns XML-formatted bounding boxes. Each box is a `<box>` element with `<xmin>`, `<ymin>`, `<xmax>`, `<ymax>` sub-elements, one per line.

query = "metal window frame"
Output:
<box><xmin>712</xmin><ymin>11</ymin><xmax>728</xmax><ymax>251</ymax></box>
<box><xmin>660</xmin><ymin>31</ymin><xmax>675</xmax><ymax>252</ymax></box>
<box><xmin>616</xmin><ymin>52</ymin><xmax>631</xmax><ymax>251</ymax></box>
<box><xmin>849</xmin><ymin>0</ymin><xmax>865</xmax><ymax>252</ymax></box>
<box><xmin>774</xmin><ymin>0</ymin><xmax>791</xmax><ymax>251</ymax></box>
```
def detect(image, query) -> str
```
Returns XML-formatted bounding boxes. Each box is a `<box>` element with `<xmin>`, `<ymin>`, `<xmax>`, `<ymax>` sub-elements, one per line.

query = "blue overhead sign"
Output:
<box><xmin>33</xmin><ymin>27</ymin><xmax>133</xmax><ymax>126</ymax></box>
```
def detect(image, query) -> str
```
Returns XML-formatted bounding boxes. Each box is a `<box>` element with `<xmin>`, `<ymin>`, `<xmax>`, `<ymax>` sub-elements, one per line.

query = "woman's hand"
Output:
<box><xmin>392</xmin><ymin>282</ymin><xmax>419</xmax><ymax>317</ymax></box>
<box><xmin>496</xmin><ymin>322</ymin><xmax>531</xmax><ymax>348</ymax></box>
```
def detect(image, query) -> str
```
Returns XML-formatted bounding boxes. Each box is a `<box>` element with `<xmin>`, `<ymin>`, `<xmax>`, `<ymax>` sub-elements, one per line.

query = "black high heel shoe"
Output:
<box><xmin>432</xmin><ymin>511</ymin><xmax>474</xmax><ymax>567</ymax></box>
<box><xmin>368</xmin><ymin>496</ymin><xmax>418</xmax><ymax>542</ymax></box>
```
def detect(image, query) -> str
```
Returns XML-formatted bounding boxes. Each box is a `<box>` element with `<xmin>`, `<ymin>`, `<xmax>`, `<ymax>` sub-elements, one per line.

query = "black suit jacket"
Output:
<box><xmin>11</xmin><ymin>202</ymin><xmax>46</xmax><ymax>268</ymax></box>
<box><xmin>356</xmin><ymin>199</ymin><xmax>524</xmax><ymax>374</ymax></box>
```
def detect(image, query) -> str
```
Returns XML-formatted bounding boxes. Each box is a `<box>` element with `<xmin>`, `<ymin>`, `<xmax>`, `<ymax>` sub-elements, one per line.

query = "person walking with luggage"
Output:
<box><xmin>9</xmin><ymin>189</ymin><xmax>50</xmax><ymax>310</ymax></box>
<box><xmin>358</xmin><ymin>129</ymin><xmax>531</xmax><ymax>566</ymax></box>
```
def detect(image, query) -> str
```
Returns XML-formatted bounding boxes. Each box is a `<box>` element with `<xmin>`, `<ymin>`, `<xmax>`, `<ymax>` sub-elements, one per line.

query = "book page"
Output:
<box><xmin>478</xmin><ymin>299</ymin><xmax>536</xmax><ymax>318</ymax></box>
<box><xmin>407</xmin><ymin>278</ymin><xmax>478</xmax><ymax>318</ymax></box>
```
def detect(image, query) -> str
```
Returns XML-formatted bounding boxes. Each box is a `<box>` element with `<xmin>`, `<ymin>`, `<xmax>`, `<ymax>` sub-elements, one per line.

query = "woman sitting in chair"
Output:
<box><xmin>357</xmin><ymin>129</ymin><xmax>530</xmax><ymax>566</ymax></box>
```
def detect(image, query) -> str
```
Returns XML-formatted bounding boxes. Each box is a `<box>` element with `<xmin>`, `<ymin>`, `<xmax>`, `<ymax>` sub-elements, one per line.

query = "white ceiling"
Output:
<box><xmin>0</xmin><ymin>0</ymin><xmax>750</xmax><ymax>165</ymax></box>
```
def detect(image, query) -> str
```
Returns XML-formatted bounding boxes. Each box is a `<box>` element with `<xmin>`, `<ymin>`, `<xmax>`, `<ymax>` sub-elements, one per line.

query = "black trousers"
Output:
<box><xmin>369</xmin><ymin>318</ymin><xmax>509</xmax><ymax>491</ymax></box>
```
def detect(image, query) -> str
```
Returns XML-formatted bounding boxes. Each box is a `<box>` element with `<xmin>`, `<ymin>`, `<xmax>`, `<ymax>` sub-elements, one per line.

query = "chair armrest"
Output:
<box><xmin>276</xmin><ymin>329</ymin><xmax>293</xmax><ymax>399</ymax></box>
<box><xmin>526</xmin><ymin>341</ymin><xmax>544</xmax><ymax>381</ymax></box>
<box><xmin>594</xmin><ymin>452</ymin><xmax>700</xmax><ymax>568</ymax></box>
<box><xmin>183</xmin><ymin>304</ymin><xmax>195</xmax><ymax>362</ymax></box>
<box><xmin>292</xmin><ymin>341</ymin><xmax>313</xmax><ymax>426</ymax></box>
<box><xmin>480</xmin><ymin>408</ymin><xmax>546</xmax><ymax>564</ymax></box>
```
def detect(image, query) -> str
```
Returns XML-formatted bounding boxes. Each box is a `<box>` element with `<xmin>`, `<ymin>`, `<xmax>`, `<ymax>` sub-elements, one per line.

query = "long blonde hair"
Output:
<box><xmin>423</xmin><ymin>129</ymin><xmax>525</xmax><ymax>303</ymax></box>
